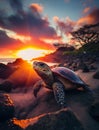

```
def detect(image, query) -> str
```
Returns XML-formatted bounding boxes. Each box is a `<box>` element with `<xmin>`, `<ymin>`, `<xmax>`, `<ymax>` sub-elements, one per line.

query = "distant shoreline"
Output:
<box><xmin>0</xmin><ymin>58</ymin><xmax>58</xmax><ymax>67</ymax></box>
<box><xmin>0</xmin><ymin>58</ymin><xmax>16</xmax><ymax>64</ymax></box>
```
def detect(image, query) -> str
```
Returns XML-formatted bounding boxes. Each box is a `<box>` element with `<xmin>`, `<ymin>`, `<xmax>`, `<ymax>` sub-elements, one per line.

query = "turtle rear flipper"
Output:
<box><xmin>52</xmin><ymin>82</ymin><xmax>67</xmax><ymax>108</ymax></box>
<box><xmin>82</xmin><ymin>84</ymin><xmax>95</xmax><ymax>100</ymax></box>
<box><xmin>81</xmin><ymin>84</ymin><xmax>94</xmax><ymax>94</ymax></box>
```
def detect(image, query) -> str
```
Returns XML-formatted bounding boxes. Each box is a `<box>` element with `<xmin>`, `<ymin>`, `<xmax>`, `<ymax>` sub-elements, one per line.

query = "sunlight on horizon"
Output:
<box><xmin>16</xmin><ymin>48</ymin><xmax>52</xmax><ymax>60</ymax></box>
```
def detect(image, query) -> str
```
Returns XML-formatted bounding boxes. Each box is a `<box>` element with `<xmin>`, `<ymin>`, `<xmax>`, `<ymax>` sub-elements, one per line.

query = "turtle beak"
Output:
<box><xmin>33</xmin><ymin>61</ymin><xmax>43</xmax><ymax>72</ymax></box>
<box><xmin>33</xmin><ymin>61</ymin><xmax>38</xmax><ymax>65</ymax></box>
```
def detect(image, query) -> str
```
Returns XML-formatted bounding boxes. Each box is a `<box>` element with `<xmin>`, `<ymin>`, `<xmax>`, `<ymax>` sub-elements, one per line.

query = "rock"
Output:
<box><xmin>93</xmin><ymin>71</ymin><xmax>99</xmax><ymax>79</ymax></box>
<box><xmin>5</xmin><ymin>59</ymin><xmax>40</xmax><ymax>88</ymax></box>
<box><xmin>0</xmin><ymin>119</ymin><xmax>23</xmax><ymax>130</ymax></box>
<box><xmin>7</xmin><ymin>58</ymin><xmax>29</xmax><ymax>68</ymax></box>
<box><xmin>0</xmin><ymin>63</ymin><xmax>16</xmax><ymax>79</ymax></box>
<box><xmin>0</xmin><ymin>81</ymin><xmax>13</xmax><ymax>92</ymax></box>
<box><xmin>82</xmin><ymin>63</ymin><xmax>89</xmax><ymax>72</ymax></box>
<box><xmin>0</xmin><ymin>93</ymin><xmax>15</xmax><ymax>121</ymax></box>
<box><xmin>0</xmin><ymin>108</ymin><xmax>84</xmax><ymax>130</ymax></box>
<box><xmin>89</xmin><ymin>65</ymin><xmax>97</xmax><ymax>71</ymax></box>
<box><xmin>26</xmin><ymin>108</ymin><xmax>84</xmax><ymax>130</ymax></box>
<box><xmin>89</xmin><ymin>102</ymin><xmax>99</xmax><ymax>121</ymax></box>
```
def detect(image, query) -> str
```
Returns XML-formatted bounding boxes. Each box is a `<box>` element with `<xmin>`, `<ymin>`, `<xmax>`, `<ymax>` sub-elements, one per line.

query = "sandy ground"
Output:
<box><xmin>1</xmin><ymin>63</ymin><xmax>99</xmax><ymax>130</ymax></box>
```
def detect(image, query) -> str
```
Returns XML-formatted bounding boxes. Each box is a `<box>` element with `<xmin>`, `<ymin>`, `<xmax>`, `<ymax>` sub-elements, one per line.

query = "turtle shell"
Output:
<box><xmin>52</xmin><ymin>67</ymin><xmax>85</xmax><ymax>85</ymax></box>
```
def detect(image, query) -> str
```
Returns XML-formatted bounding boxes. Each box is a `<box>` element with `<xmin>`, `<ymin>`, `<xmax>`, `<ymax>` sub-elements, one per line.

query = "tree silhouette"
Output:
<box><xmin>71</xmin><ymin>23</ymin><xmax>99</xmax><ymax>46</ymax></box>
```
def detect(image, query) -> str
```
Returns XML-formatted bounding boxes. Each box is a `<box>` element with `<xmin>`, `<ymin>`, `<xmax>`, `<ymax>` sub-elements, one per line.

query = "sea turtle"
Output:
<box><xmin>33</xmin><ymin>61</ymin><xmax>93</xmax><ymax>108</ymax></box>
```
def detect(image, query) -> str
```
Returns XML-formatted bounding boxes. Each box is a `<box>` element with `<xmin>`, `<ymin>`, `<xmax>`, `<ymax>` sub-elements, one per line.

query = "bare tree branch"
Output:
<box><xmin>71</xmin><ymin>23</ymin><xmax>99</xmax><ymax>46</ymax></box>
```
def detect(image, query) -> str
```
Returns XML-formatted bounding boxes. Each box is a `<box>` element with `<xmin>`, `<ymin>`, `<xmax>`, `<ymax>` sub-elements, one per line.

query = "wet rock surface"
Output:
<box><xmin>26</xmin><ymin>108</ymin><xmax>84</xmax><ymax>130</ymax></box>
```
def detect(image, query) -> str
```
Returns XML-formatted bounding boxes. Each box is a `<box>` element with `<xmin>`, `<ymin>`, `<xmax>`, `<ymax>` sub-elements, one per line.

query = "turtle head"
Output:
<box><xmin>33</xmin><ymin>61</ymin><xmax>54</xmax><ymax>87</ymax></box>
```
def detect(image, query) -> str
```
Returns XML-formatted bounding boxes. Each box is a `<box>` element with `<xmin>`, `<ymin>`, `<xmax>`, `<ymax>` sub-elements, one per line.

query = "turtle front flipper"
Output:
<box><xmin>33</xmin><ymin>80</ymin><xmax>44</xmax><ymax>97</ymax></box>
<box><xmin>52</xmin><ymin>82</ymin><xmax>67</xmax><ymax>108</ymax></box>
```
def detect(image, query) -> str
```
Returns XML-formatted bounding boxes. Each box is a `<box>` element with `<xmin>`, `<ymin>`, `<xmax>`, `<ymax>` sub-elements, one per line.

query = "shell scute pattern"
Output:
<box><xmin>52</xmin><ymin>67</ymin><xmax>84</xmax><ymax>85</ymax></box>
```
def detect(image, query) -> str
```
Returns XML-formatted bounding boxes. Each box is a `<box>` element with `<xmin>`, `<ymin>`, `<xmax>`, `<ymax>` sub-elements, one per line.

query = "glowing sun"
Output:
<box><xmin>17</xmin><ymin>48</ymin><xmax>47</xmax><ymax>60</ymax></box>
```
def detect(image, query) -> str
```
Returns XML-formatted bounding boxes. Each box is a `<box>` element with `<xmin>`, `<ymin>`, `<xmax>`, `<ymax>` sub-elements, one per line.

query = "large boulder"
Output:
<box><xmin>0</xmin><ymin>93</ymin><xmax>24</xmax><ymax>130</ymax></box>
<box><xmin>0</xmin><ymin>108</ymin><xmax>84</xmax><ymax>130</ymax></box>
<box><xmin>0</xmin><ymin>81</ymin><xmax>13</xmax><ymax>92</ymax></box>
<box><xmin>9</xmin><ymin>58</ymin><xmax>26</xmax><ymax>65</ymax></box>
<box><xmin>0</xmin><ymin>63</ymin><xmax>16</xmax><ymax>79</ymax></box>
<box><xmin>0</xmin><ymin>93</ymin><xmax>15</xmax><ymax>121</ymax></box>
<box><xmin>5</xmin><ymin>59</ymin><xmax>40</xmax><ymax>88</ymax></box>
<box><xmin>26</xmin><ymin>108</ymin><xmax>84</xmax><ymax>130</ymax></box>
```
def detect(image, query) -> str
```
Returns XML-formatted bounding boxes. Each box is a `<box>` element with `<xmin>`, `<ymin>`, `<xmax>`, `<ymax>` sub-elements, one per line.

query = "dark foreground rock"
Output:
<box><xmin>0</xmin><ymin>63</ymin><xmax>16</xmax><ymax>79</ymax></box>
<box><xmin>0</xmin><ymin>93</ymin><xmax>15</xmax><ymax>121</ymax></box>
<box><xmin>0</xmin><ymin>81</ymin><xmax>13</xmax><ymax>92</ymax></box>
<box><xmin>26</xmin><ymin>108</ymin><xmax>84</xmax><ymax>130</ymax></box>
<box><xmin>93</xmin><ymin>71</ymin><xmax>99</xmax><ymax>79</ymax></box>
<box><xmin>0</xmin><ymin>108</ymin><xmax>84</xmax><ymax>130</ymax></box>
<box><xmin>82</xmin><ymin>63</ymin><xmax>90</xmax><ymax>73</ymax></box>
<box><xmin>4</xmin><ymin>59</ymin><xmax>40</xmax><ymax>88</ymax></box>
<box><xmin>0</xmin><ymin>119</ymin><xmax>23</xmax><ymax>130</ymax></box>
<box><xmin>89</xmin><ymin>102</ymin><xmax>99</xmax><ymax>121</ymax></box>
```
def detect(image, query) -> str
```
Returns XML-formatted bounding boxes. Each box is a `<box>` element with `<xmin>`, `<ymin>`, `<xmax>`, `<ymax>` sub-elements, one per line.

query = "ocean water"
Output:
<box><xmin>0</xmin><ymin>58</ymin><xmax>16</xmax><ymax>64</ymax></box>
<box><xmin>0</xmin><ymin>58</ymin><xmax>58</xmax><ymax>66</ymax></box>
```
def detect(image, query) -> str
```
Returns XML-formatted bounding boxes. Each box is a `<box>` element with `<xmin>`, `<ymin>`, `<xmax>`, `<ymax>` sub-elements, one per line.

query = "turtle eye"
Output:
<box><xmin>39</xmin><ymin>63</ymin><xmax>44</xmax><ymax>67</ymax></box>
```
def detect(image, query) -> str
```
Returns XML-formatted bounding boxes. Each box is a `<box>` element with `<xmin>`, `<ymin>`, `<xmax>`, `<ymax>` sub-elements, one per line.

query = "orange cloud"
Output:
<box><xmin>53</xmin><ymin>7</ymin><xmax>99</xmax><ymax>45</ymax></box>
<box><xmin>30</xmin><ymin>3</ymin><xmax>43</xmax><ymax>13</ymax></box>
<box><xmin>83</xmin><ymin>7</ymin><xmax>90</xmax><ymax>14</ymax></box>
<box><xmin>28</xmin><ymin>38</ymin><xmax>55</xmax><ymax>50</ymax></box>
<box><xmin>53</xmin><ymin>16</ymin><xmax>59</xmax><ymax>23</ymax></box>
<box><xmin>77</xmin><ymin>15</ymin><xmax>92</xmax><ymax>25</ymax></box>
<box><xmin>77</xmin><ymin>7</ymin><xmax>99</xmax><ymax>25</ymax></box>
<box><xmin>0</xmin><ymin>0</ymin><xmax>60</xmax><ymax>58</ymax></box>
<box><xmin>0</xmin><ymin>35</ymin><xmax>56</xmax><ymax>58</ymax></box>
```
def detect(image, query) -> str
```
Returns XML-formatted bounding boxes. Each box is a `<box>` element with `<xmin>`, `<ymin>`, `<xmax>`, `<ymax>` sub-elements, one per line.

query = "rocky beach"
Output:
<box><xmin>0</xmin><ymin>50</ymin><xmax>99</xmax><ymax>130</ymax></box>
<box><xmin>0</xmin><ymin>0</ymin><xmax>99</xmax><ymax>129</ymax></box>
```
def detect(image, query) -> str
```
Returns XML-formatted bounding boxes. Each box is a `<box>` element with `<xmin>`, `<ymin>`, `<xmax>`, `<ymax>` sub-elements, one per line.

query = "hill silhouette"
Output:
<box><xmin>32</xmin><ymin>42</ymin><xmax>99</xmax><ymax>63</ymax></box>
<box><xmin>32</xmin><ymin>46</ymin><xmax>75</xmax><ymax>63</ymax></box>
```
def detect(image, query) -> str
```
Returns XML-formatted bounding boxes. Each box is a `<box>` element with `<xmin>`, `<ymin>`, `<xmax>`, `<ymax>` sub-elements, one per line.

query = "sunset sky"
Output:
<box><xmin>0</xmin><ymin>0</ymin><xmax>99</xmax><ymax>59</ymax></box>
